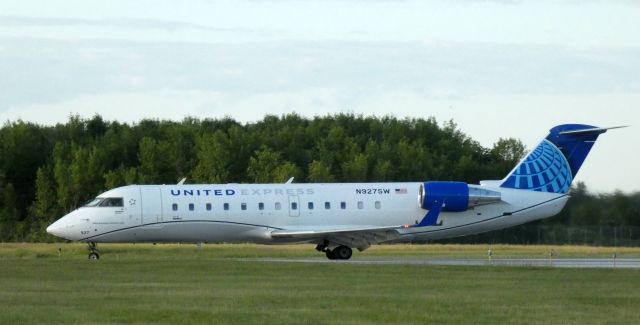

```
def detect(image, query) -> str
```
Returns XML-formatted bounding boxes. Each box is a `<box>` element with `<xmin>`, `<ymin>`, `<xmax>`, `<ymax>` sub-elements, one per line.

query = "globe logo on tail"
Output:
<box><xmin>501</xmin><ymin>139</ymin><xmax>573</xmax><ymax>193</ymax></box>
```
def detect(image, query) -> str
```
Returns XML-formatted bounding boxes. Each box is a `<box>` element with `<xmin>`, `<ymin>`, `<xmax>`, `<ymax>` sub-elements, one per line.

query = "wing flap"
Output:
<box><xmin>270</xmin><ymin>225</ymin><xmax>402</xmax><ymax>250</ymax></box>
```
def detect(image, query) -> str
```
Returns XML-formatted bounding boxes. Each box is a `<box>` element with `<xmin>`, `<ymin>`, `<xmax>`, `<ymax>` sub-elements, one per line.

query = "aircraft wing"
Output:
<box><xmin>270</xmin><ymin>226</ymin><xmax>402</xmax><ymax>251</ymax></box>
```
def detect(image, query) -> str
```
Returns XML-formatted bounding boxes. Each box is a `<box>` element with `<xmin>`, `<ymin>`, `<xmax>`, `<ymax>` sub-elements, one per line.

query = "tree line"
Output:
<box><xmin>0</xmin><ymin>114</ymin><xmax>637</xmax><ymax>243</ymax></box>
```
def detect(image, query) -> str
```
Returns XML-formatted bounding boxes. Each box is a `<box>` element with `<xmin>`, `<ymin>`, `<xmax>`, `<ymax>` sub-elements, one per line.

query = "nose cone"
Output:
<box><xmin>46</xmin><ymin>215</ymin><xmax>76</xmax><ymax>240</ymax></box>
<box><xmin>46</xmin><ymin>220</ymin><xmax>64</xmax><ymax>238</ymax></box>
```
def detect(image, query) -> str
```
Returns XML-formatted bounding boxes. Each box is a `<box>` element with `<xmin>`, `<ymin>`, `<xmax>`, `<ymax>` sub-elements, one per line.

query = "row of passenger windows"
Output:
<box><xmin>171</xmin><ymin>201</ymin><xmax>382</xmax><ymax>212</ymax></box>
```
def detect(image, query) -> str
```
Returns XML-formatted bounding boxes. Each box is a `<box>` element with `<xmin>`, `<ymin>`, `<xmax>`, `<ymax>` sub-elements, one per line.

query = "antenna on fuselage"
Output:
<box><xmin>177</xmin><ymin>178</ymin><xmax>187</xmax><ymax>185</ymax></box>
<box><xmin>285</xmin><ymin>177</ymin><xmax>294</xmax><ymax>184</ymax></box>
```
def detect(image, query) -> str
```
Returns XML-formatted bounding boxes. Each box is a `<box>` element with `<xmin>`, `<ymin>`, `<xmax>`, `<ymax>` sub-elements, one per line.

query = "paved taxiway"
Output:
<box><xmin>243</xmin><ymin>258</ymin><xmax>640</xmax><ymax>269</ymax></box>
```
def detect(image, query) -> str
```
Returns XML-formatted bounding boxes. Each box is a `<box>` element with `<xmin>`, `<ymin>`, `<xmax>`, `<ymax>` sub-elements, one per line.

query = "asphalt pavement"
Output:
<box><xmin>243</xmin><ymin>257</ymin><xmax>640</xmax><ymax>269</ymax></box>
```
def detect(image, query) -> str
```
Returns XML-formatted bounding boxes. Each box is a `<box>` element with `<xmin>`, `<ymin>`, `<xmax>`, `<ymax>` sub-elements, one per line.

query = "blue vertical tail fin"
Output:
<box><xmin>500</xmin><ymin>124</ymin><xmax>622</xmax><ymax>193</ymax></box>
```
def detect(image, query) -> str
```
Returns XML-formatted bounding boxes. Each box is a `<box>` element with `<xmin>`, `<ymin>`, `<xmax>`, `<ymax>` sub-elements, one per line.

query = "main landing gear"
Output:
<box><xmin>316</xmin><ymin>242</ymin><xmax>353</xmax><ymax>260</ymax></box>
<box><xmin>87</xmin><ymin>242</ymin><xmax>100</xmax><ymax>260</ymax></box>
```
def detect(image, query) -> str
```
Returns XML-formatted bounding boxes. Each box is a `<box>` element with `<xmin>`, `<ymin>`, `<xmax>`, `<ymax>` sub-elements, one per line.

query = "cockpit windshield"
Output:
<box><xmin>84</xmin><ymin>198</ymin><xmax>103</xmax><ymax>207</ymax></box>
<box><xmin>99</xmin><ymin>198</ymin><xmax>124</xmax><ymax>207</ymax></box>
<box><xmin>83</xmin><ymin>197</ymin><xmax>124</xmax><ymax>208</ymax></box>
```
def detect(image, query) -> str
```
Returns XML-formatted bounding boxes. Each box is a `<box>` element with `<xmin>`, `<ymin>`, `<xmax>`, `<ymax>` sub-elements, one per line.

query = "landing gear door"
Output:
<box><xmin>140</xmin><ymin>186</ymin><xmax>162</xmax><ymax>224</ymax></box>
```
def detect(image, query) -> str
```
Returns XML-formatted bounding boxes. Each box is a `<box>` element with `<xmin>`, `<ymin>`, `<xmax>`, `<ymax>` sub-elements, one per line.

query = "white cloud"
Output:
<box><xmin>1</xmin><ymin>38</ymin><xmax>638</xmax><ymax>110</ymax></box>
<box><xmin>1</xmin><ymin>1</ymin><xmax>639</xmax><ymax>46</ymax></box>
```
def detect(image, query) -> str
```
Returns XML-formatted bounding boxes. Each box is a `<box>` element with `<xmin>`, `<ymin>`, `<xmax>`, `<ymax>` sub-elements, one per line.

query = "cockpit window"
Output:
<box><xmin>99</xmin><ymin>198</ymin><xmax>124</xmax><ymax>207</ymax></box>
<box><xmin>84</xmin><ymin>198</ymin><xmax>103</xmax><ymax>207</ymax></box>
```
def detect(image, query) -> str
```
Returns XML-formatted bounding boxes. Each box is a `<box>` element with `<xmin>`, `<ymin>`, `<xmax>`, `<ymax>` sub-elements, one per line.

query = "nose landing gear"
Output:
<box><xmin>87</xmin><ymin>242</ymin><xmax>100</xmax><ymax>260</ymax></box>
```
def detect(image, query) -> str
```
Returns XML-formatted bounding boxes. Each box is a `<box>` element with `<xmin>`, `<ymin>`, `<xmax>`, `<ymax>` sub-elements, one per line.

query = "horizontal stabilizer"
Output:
<box><xmin>559</xmin><ymin>125</ymin><xmax>627</xmax><ymax>135</ymax></box>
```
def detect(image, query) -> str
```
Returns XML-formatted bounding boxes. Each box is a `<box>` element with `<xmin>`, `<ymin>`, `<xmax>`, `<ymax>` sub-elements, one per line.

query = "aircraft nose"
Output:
<box><xmin>46</xmin><ymin>217</ymin><xmax>75</xmax><ymax>240</ymax></box>
<box><xmin>46</xmin><ymin>220</ymin><xmax>64</xmax><ymax>237</ymax></box>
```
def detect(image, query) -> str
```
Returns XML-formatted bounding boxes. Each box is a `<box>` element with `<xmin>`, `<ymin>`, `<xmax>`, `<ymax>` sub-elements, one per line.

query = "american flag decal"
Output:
<box><xmin>395</xmin><ymin>188</ymin><xmax>407</xmax><ymax>194</ymax></box>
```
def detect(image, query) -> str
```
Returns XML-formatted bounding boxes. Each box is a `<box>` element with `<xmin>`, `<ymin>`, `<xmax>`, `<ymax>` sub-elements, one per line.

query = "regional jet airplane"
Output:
<box><xmin>47</xmin><ymin>124</ymin><xmax>623</xmax><ymax>260</ymax></box>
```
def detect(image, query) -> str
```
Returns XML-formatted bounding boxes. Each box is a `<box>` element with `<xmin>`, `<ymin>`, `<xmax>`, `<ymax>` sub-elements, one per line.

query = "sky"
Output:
<box><xmin>0</xmin><ymin>0</ymin><xmax>638</xmax><ymax>192</ymax></box>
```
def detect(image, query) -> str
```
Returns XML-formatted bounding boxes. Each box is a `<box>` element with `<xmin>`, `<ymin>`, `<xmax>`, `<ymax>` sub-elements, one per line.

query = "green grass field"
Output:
<box><xmin>1</xmin><ymin>243</ymin><xmax>639</xmax><ymax>324</ymax></box>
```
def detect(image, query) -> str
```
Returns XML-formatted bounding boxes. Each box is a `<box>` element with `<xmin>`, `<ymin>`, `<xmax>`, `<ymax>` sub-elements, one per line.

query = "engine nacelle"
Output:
<box><xmin>420</xmin><ymin>181</ymin><xmax>469</xmax><ymax>212</ymax></box>
<box><xmin>419</xmin><ymin>181</ymin><xmax>501</xmax><ymax>212</ymax></box>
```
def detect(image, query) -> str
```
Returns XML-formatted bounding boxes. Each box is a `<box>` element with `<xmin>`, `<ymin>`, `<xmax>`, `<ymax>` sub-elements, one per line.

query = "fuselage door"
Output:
<box><xmin>121</xmin><ymin>187</ymin><xmax>142</xmax><ymax>227</ymax></box>
<box><xmin>140</xmin><ymin>186</ymin><xmax>162</xmax><ymax>224</ymax></box>
<box><xmin>288</xmin><ymin>195</ymin><xmax>300</xmax><ymax>217</ymax></box>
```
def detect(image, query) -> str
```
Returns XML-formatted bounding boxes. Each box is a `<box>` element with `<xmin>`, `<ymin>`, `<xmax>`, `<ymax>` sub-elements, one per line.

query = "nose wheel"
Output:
<box><xmin>87</xmin><ymin>242</ymin><xmax>100</xmax><ymax>260</ymax></box>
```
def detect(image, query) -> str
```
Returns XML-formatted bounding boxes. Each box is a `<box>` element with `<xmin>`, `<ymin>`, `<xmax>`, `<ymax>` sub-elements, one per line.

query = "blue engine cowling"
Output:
<box><xmin>420</xmin><ymin>181</ymin><xmax>470</xmax><ymax>212</ymax></box>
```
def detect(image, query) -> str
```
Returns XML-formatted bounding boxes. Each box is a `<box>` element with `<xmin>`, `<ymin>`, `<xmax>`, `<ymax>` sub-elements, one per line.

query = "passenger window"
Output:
<box><xmin>241</xmin><ymin>203</ymin><xmax>247</xmax><ymax>210</ymax></box>
<box><xmin>224</xmin><ymin>203</ymin><xmax>230</xmax><ymax>211</ymax></box>
<box><xmin>375</xmin><ymin>201</ymin><xmax>381</xmax><ymax>209</ymax></box>
<box><xmin>358</xmin><ymin>201</ymin><xmax>364</xmax><ymax>209</ymax></box>
<box><xmin>206</xmin><ymin>203</ymin><xmax>212</xmax><ymax>211</ymax></box>
<box><xmin>259</xmin><ymin>202</ymin><xmax>264</xmax><ymax>210</ymax></box>
<box><xmin>340</xmin><ymin>202</ymin><xmax>346</xmax><ymax>209</ymax></box>
<box><xmin>172</xmin><ymin>203</ymin><xmax>178</xmax><ymax>211</ymax></box>
<box><xmin>99</xmin><ymin>198</ymin><xmax>124</xmax><ymax>207</ymax></box>
<box><xmin>189</xmin><ymin>203</ymin><xmax>195</xmax><ymax>211</ymax></box>
<box><xmin>325</xmin><ymin>202</ymin><xmax>331</xmax><ymax>209</ymax></box>
<box><xmin>275</xmin><ymin>202</ymin><xmax>282</xmax><ymax>210</ymax></box>
<box><xmin>308</xmin><ymin>202</ymin><xmax>314</xmax><ymax>210</ymax></box>
<box><xmin>291</xmin><ymin>202</ymin><xmax>298</xmax><ymax>210</ymax></box>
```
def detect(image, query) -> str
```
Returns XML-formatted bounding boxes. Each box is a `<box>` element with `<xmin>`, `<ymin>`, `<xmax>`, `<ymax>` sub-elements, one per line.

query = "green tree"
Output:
<box><xmin>273</xmin><ymin>162</ymin><xmax>302</xmax><ymax>183</ymax></box>
<box><xmin>0</xmin><ymin>121</ymin><xmax>49</xmax><ymax>220</ymax></box>
<box><xmin>490</xmin><ymin>138</ymin><xmax>527</xmax><ymax>177</ymax></box>
<box><xmin>307</xmin><ymin>160</ymin><xmax>335</xmax><ymax>182</ymax></box>
<box><xmin>372</xmin><ymin>160</ymin><xmax>393</xmax><ymax>181</ymax></box>
<box><xmin>86</xmin><ymin>114</ymin><xmax>108</xmax><ymax>138</ymax></box>
<box><xmin>0</xmin><ymin>183</ymin><xmax>20</xmax><ymax>240</ymax></box>
<box><xmin>53</xmin><ymin>143</ymin><xmax>73</xmax><ymax>212</ymax></box>
<box><xmin>341</xmin><ymin>153</ymin><xmax>369</xmax><ymax>182</ymax></box>
<box><xmin>69</xmin><ymin>145</ymin><xmax>90</xmax><ymax>207</ymax></box>
<box><xmin>192</xmin><ymin>131</ymin><xmax>232</xmax><ymax>183</ymax></box>
<box><xmin>137</xmin><ymin>137</ymin><xmax>179</xmax><ymax>184</ymax></box>
<box><xmin>104</xmin><ymin>166</ymin><xmax>139</xmax><ymax>189</ymax></box>
<box><xmin>247</xmin><ymin>147</ymin><xmax>301</xmax><ymax>183</ymax></box>
<box><xmin>28</xmin><ymin>166</ymin><xmax>58</xmax><ymax>240</ymax></box>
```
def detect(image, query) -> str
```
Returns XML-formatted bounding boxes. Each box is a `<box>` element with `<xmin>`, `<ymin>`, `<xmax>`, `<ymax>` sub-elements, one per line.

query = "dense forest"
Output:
<box><xmin>0</xmin><ymin>114</ymin><xmax>638</xmax><ymax>244</ymax></box>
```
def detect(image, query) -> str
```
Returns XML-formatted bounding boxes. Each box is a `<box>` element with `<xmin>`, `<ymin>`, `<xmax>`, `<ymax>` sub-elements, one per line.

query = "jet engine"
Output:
<box><xmin>419</xmin><ymin>181</ymin><xmax>501</xmax><ymax>211</ymax></box>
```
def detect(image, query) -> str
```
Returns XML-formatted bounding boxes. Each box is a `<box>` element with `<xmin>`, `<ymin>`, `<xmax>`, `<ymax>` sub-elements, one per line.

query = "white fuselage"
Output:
<box><xmin>47</xmin><ymin>182</ymin><xmax>569</xmax><ymax>245</ymax></box>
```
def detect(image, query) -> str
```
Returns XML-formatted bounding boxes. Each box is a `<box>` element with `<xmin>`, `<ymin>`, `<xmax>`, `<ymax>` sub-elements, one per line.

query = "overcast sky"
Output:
<box><xmin>0</xmin><ymin>0</ymin><xmax>638</xmax><ymax>192</ymax></box>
